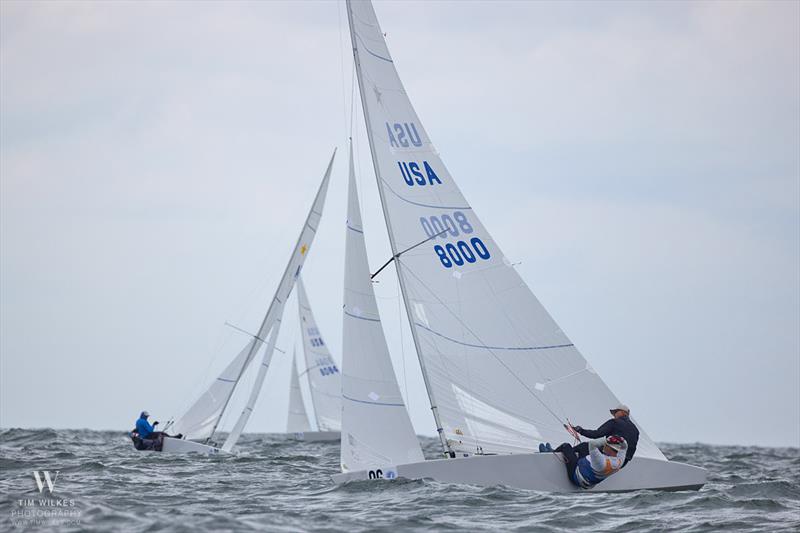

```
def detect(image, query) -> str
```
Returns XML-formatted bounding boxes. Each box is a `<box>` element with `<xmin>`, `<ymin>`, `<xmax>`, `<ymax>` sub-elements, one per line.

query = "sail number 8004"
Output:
<box><xmin>434</xmin><ymin>238</ymin><xmax>490</xmax><ymax>268</ymax></box>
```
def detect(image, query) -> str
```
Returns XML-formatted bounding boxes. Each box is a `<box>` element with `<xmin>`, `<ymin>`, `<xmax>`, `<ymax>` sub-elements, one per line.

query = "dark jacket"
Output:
<box><xmin>577</xmin><ymin>415</ymin><xmax>639</xmax><ymax>466</ymax></box>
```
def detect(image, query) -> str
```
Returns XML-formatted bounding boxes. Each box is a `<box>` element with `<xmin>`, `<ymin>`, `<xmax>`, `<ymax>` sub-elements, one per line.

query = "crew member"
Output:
<box><xmin>134</xmin><ymin>411</ymin><xmax>181</xmax><ymax>440</ymax></box>
<box><xmin>570</xmin><ymin>403</ymin><xmax>639</xmax><ymax>467</ymax></box>
<box><xmin>135</xmin><ymin>411</ymin><xmax>161</xmax><ymax>439</ymax></box>
<box><xmin>555</xmin><ymin>436</ymin><xmax>627</xmax><ymax>489</ymax></box>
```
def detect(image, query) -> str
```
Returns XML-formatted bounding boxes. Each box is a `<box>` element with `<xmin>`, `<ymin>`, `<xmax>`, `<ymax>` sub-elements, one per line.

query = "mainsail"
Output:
<box><xmin>297</xmin><ymin>276</ymin><xmax>342</xmax><ymax>432</ymax></box>
<box><xmin>287</xmin><ymin>347</ymin><xmax>312</xmax><ymax>433</ymax></box>
<box><xmin>341</xmin><ymin>144</ymin><xmax>424</xmax><ymax>472</ymax></box>
<box><xmin>169</xmin><ymin>150</ymin><xmax>336</xmax><ymax>445</ymax></box>
<box><xmin>346</xmin><ymin>0</ymin><xmax>664</xmax><ymax>460</ymax></box>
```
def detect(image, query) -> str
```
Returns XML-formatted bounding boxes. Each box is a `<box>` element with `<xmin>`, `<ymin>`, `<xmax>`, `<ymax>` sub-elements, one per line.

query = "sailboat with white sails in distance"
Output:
<box><xmin>332</xmin><ymin>0</ymin><xmax>706</xmax><ymax>491</ymax></box>
<box><xmin>286</xmin><ymin>276</ymin><xmax>342</xmax><ymax>442</ymax></box>
<box><xmin>147</xmin><ymin>151</ymin><xmax>336</xmax><ymax>454</ymax></box>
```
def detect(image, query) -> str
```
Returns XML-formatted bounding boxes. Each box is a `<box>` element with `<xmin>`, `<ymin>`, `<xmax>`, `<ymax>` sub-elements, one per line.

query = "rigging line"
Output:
<box><xmin>397</xmin><ymin>266</ymin><xmax>409</xmax><ymax>411</ymax></box>
<box><xmin>338</xmin><ymin>0</ymin><xmax>348</xmax><ymax>143</ymax></box>
<box><xmin>400</xmin><ymin>261</ymin><xmax>567</xmax><ymax>426</ymax></box>
<box><xmin>469</xmin><ymin>267</ymin><xmax>571</xmax><ymax>421</ymax></box>
<box><xmin>297</xmin><ymin>362</ymin><xmax>330</xmax><ymax>379</ymax></box>
<box><xmin>224</xmin><ymin>321</ymin><xmax>266</xmax><ymax>344</ymax></box>
<box><xmin>454</xmin><ymin>253</ymin><xmax>484</xmax><ymax>453</ymax></box>
<box><xmin>224</xmin><ymin>321</ymin><xmax>286</xmax><ymax>354</ymax></box>
<box><xmin>349</xmin><ymin>58</ymin><xmax>357</xmax><ymax>140</ymax></box>
<box><xmin>171</xmin><ymin>324</ymin><xmax>234</xmax><ymax>423</ymax></box>
<box><xmin>173</xmin><ymin>257</ymin><xmax>280</xmax><ymax>421</ymax></box>
<box><xmin>371</xmin><ymin>228</ymin><xmax>449</xmax><ymax>280</ymax></box>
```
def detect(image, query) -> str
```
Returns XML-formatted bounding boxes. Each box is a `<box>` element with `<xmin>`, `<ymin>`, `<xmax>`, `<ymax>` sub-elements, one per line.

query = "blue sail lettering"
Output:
<box><xmin>406</xmin><ymin>122</ymin><xmax>422</xmax><ymax>147</ymax></box>
<box><xmin>386</xmin><ymin>123</ymin><xmax>399</xmax><ymax>148</ymax></box>
<box><xmin>398</xmin><ymin>162</ymin><xmax>413</xmax><ymax>185</ymax></box>
<box><xmin>394</xmin><ymin>123</ymin><xmax>408</xmax><ymax>147</ymax></box>
<box><xmin>409</xmin><ymin>162</ymin><xmax>425</xmax><ymax>185</ymax></box>
<box><xmin>397</xmin><ymin>160</ymin><xmax>442</xmax><ymax>186</ymax></box>
<box><xmin>423</xmin><ymin>161</ymin><xmax>442</xmax><ymax>185</ymax></box>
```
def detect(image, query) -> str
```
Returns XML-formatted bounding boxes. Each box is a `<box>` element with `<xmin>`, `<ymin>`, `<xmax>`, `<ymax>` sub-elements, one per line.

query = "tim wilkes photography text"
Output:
<box><xmin>9</xmin><ymin>471</ymin><xmax>81</xmax><ymax>529</ymax></box>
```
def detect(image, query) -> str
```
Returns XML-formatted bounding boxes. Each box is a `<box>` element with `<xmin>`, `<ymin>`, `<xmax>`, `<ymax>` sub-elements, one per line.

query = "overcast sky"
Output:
<box><xmin>1</xmin><ymin>1</ymin><xmax>798</xmax><ymax>448</ymax></box>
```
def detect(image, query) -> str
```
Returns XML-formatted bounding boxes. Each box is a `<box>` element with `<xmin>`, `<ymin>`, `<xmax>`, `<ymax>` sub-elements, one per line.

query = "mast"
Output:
<box><xmin>206</xmin><ymin>149</ymin><xmax>336</xmax><ymax>443</ymax></box>
<box><xmin>205</xmin><ymin>337</ymin><xmax>258</xmax><ymax>444</ymax></box>
<box><xmin>221</xmin><ymin>307</ymin><xmax>284</xmax><ymax>451</ymax></box>
<box><xmin>345</xmin><ymin>0</ymin><xmax>453</xmax><ymax>457</ymax></box>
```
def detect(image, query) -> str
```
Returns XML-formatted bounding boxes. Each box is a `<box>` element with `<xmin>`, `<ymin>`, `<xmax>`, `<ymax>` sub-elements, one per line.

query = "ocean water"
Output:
<box><xmin>1</xmin><ymin>429</ymin><xmax>798</xmax><ymax>532</ymax></box>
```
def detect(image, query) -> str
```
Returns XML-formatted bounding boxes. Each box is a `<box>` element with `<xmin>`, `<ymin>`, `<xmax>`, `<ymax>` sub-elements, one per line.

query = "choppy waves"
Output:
<box><xmin>1</xmin><ymin>429</ymin><xmax>798</xmax><ymax>532</ymax></box>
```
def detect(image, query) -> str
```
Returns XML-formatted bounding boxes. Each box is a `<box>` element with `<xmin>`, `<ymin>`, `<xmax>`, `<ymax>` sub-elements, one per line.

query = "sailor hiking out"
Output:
<box><xmin>555</xmin><ymin>436</ymin><xmax>628</xmax><ymax>489</ymax></box>
<box><xmin>568</xmin><ymin>403</ymin><xmax>639</xmax><ymax>467</ymax></box>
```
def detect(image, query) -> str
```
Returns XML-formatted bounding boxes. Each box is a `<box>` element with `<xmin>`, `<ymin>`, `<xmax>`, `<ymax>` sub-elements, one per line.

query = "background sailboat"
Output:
<box><xmin>157</xmin><ymin>151</ymin><xmax>335</xmax><ymax>454</ymax></box>
<box><xmin>288</xmin><ymin>276</ymin><xmax>342</xmax><ymax>442</ymax></box>
<box><xmin>287</xmin><ymin>347</ymin><xmax>312</xmax><ymax>434</ymax></box>
<box><xmin>333</xmin><ymin>0</ymin><xmax>706</xmax><ymax>491</ymax></box>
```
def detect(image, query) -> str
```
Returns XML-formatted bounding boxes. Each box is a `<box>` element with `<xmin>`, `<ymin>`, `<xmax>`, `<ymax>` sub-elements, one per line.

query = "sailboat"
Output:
<box><xmin>333</xmin><ymin>0</ymin><xmax>706</xmax><ymax>491</ymax></box>
<box><xmin>286</xmin><ymin>347</ymin><xmax>312</xmax><ymax>434</ymax></box>
<box><xmin>153</xmin><ymin>151</ymin><xmax>335</xmax><ymax>454</ymax></box>
<box><xmin>287</xmin><ymin>276</ymin><xmax>342</xmax><ymax>442</ymax></box>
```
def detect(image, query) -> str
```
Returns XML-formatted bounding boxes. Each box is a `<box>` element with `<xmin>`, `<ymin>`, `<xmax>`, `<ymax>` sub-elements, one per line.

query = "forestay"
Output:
<box><xmin>347</xmin><ymin>0</ymin><xmax>664</xmax><ymax>460</ymax></box>
<box><xmin>287</xmin><ymin>347</ymin><xmax>312</xmax><ymax>433</ymax></box>
<box><xmin>169</xmin><ymin>150</ymin><xmax>336</xmax><ymax>445</ymax></box>
<box><xmin>341</xmin><ymin>144</ymin><xmax>424</xmax><ymax>472</ymax></box>
<box><xmin>297</xmin><ymin>276</ymin><xmax>342</xmax><ymax>432</ymax></box>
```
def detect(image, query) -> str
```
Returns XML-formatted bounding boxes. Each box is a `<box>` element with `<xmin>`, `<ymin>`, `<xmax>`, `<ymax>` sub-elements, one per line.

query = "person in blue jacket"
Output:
<box><xmin>135</xmin><ymin>411</ymin><xmax>159</xmax><ymax>439</ymax></box>
<box><xmin>135</xmin><ymin>411</ymin><xmax>181</xmax><ymax>440</ymax></box>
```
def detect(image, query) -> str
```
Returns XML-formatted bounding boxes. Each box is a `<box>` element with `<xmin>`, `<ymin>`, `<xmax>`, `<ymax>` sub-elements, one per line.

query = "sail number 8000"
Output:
<box><xmin>434</xmin><ymin>238</ymin><xmax>490</xmax><ymax>268</ymax></box>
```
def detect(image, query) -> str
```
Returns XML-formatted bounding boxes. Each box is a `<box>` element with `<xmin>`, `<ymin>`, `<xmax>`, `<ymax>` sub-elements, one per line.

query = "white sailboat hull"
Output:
<box><xmin>159</xmin><ymin>437</ymin><xmax>223</xmax><ymax>455</ymax></box>
<box><xmin>331</xmin><ymin>453</ymin><xmax>706</xmax><ymax>493</ymax></box>
<box><xmin>293</xmin><ymin>431</ymin><xmax>341</xmax><ymax>442</ymax></box>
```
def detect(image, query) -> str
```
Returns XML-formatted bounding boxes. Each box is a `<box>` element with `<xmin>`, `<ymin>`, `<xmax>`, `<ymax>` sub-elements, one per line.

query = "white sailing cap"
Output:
<box><xmin>611</xmin><ymin>404</ymin><xmax>630</xmax><ymax>413</ymax></box>
<box><xmin>142</xmin><ymin>410</ymin><xmax>150</xmax><ymax>417</ymax></box>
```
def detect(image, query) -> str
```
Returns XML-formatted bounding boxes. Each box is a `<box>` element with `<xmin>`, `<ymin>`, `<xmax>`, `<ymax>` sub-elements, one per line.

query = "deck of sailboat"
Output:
<box><xmin>160</xmin><ymin>437</ymin><xmax>224</xmax><ymax>455</ymax></box>
<box><xmin>331</xmin><ymin>453</ymin><xmax>707</xmax><ymax>493</ymax></box>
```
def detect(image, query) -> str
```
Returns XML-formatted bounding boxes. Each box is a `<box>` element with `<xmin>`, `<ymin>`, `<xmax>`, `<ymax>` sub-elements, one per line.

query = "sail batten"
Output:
<box><xmin>346</xmin><ymin>0</ymin><xmax>665</xmax><ymax>460</ymax></box>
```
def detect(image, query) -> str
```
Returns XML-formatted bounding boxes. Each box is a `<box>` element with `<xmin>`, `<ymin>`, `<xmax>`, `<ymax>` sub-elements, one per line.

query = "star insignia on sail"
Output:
<box><xmin>373</xmin><ymin>84</ymin><xmax>383</xmax><ymax>104</ymax></box>
<box><xmin>300</xmin><ymin>244</ymin><xmax>308</xmax><ymax>255</ymax></box>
